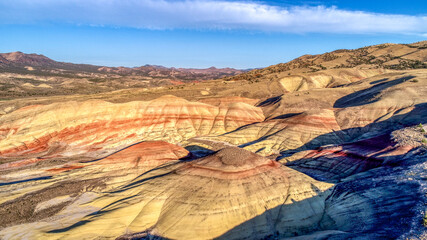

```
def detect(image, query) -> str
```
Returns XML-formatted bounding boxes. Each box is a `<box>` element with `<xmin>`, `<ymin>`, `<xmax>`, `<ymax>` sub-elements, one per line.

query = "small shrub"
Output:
<box><xmin>419</xmin><ymin>123</ymin><xmax>426</xmax><ymax>133</ymax></box>
<box><xmin>377</xmin><ymin>44</ymin><xmax>388</xmax><ymax>49</ymax></box>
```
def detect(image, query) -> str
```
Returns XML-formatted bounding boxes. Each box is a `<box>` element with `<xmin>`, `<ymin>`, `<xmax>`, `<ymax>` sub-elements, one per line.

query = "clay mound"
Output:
<box><xmin>0</xmin><ymin>95</ymin><xmax>264</xmax><ymax>158</ymax></box>
<box><xmin>43</xmin><ymin>141</ymin><xmax>189</xmax><ymax>175</ymax></box>
<box><xmin>179</xmin><ymin>147</ymin><xmax>279</xmax><ymax>179</ymax></box>
<box><xmin>96</xmin><ymin>141</ymin><xmax>189</xmax><ymax>166</ymax></box>
<box><xmin>0</xmin><ymin>141</ymin><xmax>191</xmax><ymax>237</ymax></box>
<box><xmin>19</xmin><ymin>146</ymin><xmax>332</xmax><ymax>240</ymax></box>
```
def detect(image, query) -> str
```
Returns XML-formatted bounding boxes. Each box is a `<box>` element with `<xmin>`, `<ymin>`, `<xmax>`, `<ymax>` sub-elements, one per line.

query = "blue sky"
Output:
<box><xmin>0</xmin><ymin>0</ymin><xmax>426</xmax><ymax>69</ymax></box>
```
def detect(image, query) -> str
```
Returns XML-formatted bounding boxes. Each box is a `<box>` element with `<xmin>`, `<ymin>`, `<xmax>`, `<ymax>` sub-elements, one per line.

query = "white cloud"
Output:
<box><xmin>0</xmin><ymin>0</ymin><xmax>426</xmax><ymax>34</ymax></box>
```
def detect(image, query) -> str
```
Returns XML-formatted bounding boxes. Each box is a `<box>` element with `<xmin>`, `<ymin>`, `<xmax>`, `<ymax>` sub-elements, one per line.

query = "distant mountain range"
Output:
<box><xmin>0</xmin><ymin>51</ymin><xmax>246</xmax><ymax>80</ymax></box>
<box><xmin>0</xmin><ymin>51</ymin><xmax>247</xmax><ymax>98</ymax></box>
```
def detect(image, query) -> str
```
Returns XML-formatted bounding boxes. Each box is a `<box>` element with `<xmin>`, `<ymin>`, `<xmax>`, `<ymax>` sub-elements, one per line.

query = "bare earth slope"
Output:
<box><xmin>0</xmin><ymin>41</ymin><xmax>426</xmax><ymax>239</ymax></box>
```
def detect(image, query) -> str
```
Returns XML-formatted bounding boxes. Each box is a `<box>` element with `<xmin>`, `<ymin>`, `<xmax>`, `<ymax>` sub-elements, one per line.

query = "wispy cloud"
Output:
<box><xmin>1</xmin><ymin>0</ymin><xmax>426</xmax><ymax>34</ymax></box>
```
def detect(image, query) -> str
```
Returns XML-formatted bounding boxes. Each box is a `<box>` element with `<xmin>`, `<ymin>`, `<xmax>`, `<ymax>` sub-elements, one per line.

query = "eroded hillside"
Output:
<box><xmin>0</xmin><ymin>42</ymin><xmax>426</xmax><ymax>239</ymax></box>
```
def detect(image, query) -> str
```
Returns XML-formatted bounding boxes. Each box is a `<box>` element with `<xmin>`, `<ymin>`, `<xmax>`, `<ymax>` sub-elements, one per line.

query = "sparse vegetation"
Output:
<box><xmin>346</xmin><ymin>54</ymin><xmax>376</xmax><ymax>67</ymax></box>
<box><xmin>385</xmin><ymin>59</ymin><xmax>427</xmax><ymax>70</ymax></box>
<box><xmin>405</xmin><ymin>43</ymin><xmax>427</xmax><ymax>49</ymax></box>
<box><xmin>419</xmin><ymin>123</ymin><xmax>426</xmax><ymax>133</ymax></box>
<box><xmin>321</xmin><ymin>53</ymin><xmax>339</xmax><ymax>61</ymax></box>
<box><xmin>332</xmin><ymin>63</ymin><xmax>348</xmax><ymax>69</ymax></box>
<box><xmin>308</xmin><ymin>64</ymin><xmax>327</xmax><ymax>72</ymax></box>
<box><xmin>376</xmin><ymin>44</ymin><xmax>389</xmax><ymax>49</ymax></box>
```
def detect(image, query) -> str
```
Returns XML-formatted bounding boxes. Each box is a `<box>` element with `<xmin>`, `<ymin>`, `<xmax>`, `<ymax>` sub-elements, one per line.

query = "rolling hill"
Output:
<box><xmin>0</xmin><ymin>41</ymin><xmax>426</xmax><ymax>239</ymax></box>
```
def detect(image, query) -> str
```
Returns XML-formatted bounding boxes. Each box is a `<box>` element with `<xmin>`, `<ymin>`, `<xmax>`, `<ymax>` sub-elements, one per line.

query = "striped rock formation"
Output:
<box><xmin>0</xmin><ymin>57</ymin><xmax>426</xmax><ymax>239</ymax></box>
<box><xmin>0</xmin><ymin>95</ymin><xmax>264</xmax><ymax>161</ymax></box>
<box><xmin>0</xmin><ymin>146</ymin><xmax>333</xmax><ymax>240</ymax></box>
<box><xmin>0</xmin><ymin>141</ymin><xmax>189</xmax><ymax>238</ymax></box>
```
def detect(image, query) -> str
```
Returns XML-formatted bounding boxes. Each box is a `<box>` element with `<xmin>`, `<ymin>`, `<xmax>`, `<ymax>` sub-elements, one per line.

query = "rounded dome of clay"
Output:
<box><xmin>53</xmin><ymin>146</ymin><xmax>333</xmax><ymax>240</ymax></box>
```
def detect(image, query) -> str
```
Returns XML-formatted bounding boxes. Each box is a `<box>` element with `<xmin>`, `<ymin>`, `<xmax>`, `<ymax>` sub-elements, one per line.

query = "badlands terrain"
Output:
<box><xmin>0</xmin><ymin>41</ymin><xmax>426</xmax><ymax>239</ymax></box>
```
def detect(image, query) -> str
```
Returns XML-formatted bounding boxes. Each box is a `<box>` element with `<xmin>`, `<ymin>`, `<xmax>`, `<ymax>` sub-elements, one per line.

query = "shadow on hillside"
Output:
<box><xmin>333</xmin><ymin>75</ymin><xmax>414</xmax><ymax>108</ymax></box>
<box><xmin>278</xmin><ymin>102</ymin><xmax>427</xmax><ymax>158</ymax></box>
<box><xmin>0</xmin><ymin>176</ymin><xmax>52</xmax><ymax>186</ymax></box>
<box><xmin>219</xmin><ymin>121</ymin><xmax>264</xmax><ymax>136</ymax></box>
<box><xmin>235</xmin><ymin>102</ymin><xmax>427</xmax><ymax>165</ymax></box>
<box><xmin>257</xmin><ymin>94</ymin><xmax>283</xmax><ymax>107</ymax></box>
<box><xmin>276</xmin><ymin>103</ymin><xmax>427</xmax><ymax>182</ymax></box>
<box><xmin>184</xmin><ymin>145</ymin><xmax>215</xmax><ymax>159</ymax></box>
<box><xmin>215</xmin><ymin>163</ymin><xmax>421</xmax><ymax>240</ymax></box>
<box><xmin>285</xmin><ymin>134</ymin><xmax>404</xmax><ymax>183</ymax></box>
<box><xmin>369</xmin><ymin>78</ymin><xmax>389</xmax><ymax>85</ymax></box>
<box><xmin>271</xmin><ymin>113</ymin><xmax>301</xmax><ymax>120</ymax></box>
